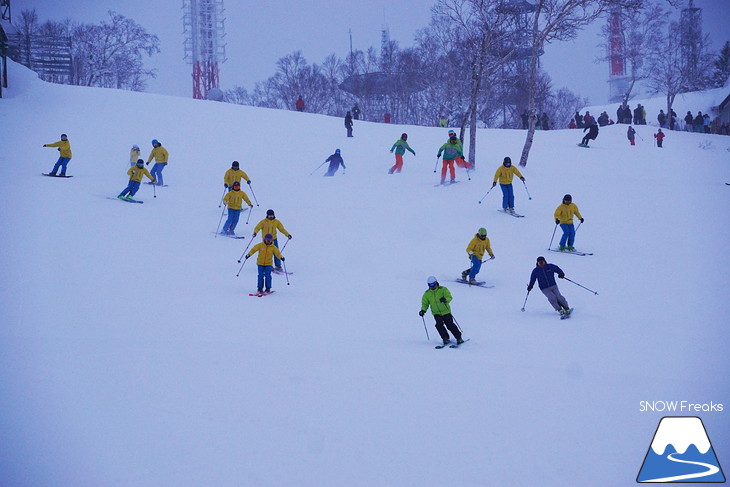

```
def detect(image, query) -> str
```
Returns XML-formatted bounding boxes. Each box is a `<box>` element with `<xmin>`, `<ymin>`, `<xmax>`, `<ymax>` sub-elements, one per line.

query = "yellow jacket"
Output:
<box><xmin>45</xmin><ymin>140</ymin><xmax>72</xmax><ymax>158</ymax></box>
<box><xmin>247</xmin><ymin>242</ymin><xmax>283</xmax><ymax>266</ymax></box>
<box><xmin>493</xmin><ymin>165</ymin><xmax>524</xmax><ymax>184</ymax></box>
<box><xmin>129</xmin><ymin>149</ymin><xmax>141</xmax><ymax>164</ymax></box>
<box><xmin>224</xmin><ymin>168</ymin><xmax>250</xmax><ymax>186</ymax></box>
<box><xmin>466</xmin><ymin>235</ymin><xmax>494</xmax><ymax>260</ymax></box>
<box><xmin>254</xmin><ymin>218</ymin><xmax>290</xmax><ymax>240</ymax></box>
<box><xmin>554</xmin><ymin>203</ymin><xmax>583</xmax><ymax>224</ymax></box>
<box><xmin>127</xmin><ymin>165</ymin><xmax>155</xmax><ymax>183</ymax></box>
<box><xmin>147</xmin><ymin>146</ymin><xmax>169</xmax><ymax>164</ymax></box>
<box><xmin>222</xmin><ymin>189</ymin><xmax>253</xmax><ymax>210</ymax></box>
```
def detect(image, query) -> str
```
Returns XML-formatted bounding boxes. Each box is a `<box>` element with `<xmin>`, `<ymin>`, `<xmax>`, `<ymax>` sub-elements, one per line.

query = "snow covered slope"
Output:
<box><xmin>1</xmin><ymin>60</ymin><xmax>729</xmax><ymax>486</ymax></box>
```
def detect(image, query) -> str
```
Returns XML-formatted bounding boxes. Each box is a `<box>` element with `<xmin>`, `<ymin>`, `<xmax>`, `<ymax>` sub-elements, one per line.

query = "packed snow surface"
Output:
<box><xmin>1</xmin><ymin>61</ymin><xmax>729</xmax><ymax>486</ymax></box>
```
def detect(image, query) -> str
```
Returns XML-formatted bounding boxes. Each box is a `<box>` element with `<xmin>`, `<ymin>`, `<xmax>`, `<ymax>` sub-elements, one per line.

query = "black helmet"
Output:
<box><xmin>503</xmin><ymin>156</ymin><xmax>511</xmax><ymax>165</ymax></box>
<box><xmin>232</xmin><ymin>161</ymin><xmax>239</xmax><ymax>168</ymax></box>
<box><xmin>563</xmin><ymin>194</ymin><xmax>572</xmax><ymax>202</ymax></box>
<box><xmin>266</xmin><ymin>209</ymin><xmax>275</xmax><ymax>217</ymax></box>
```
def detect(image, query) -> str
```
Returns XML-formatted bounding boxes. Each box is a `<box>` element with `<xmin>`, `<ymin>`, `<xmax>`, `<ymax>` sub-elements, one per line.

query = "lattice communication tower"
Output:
<box><xmin>183</xmin><ymin>0</ymin><xmax>226</xmax><ymax>100</ymax></box>
<box><xmin>607</xmin><ymin>6</ymin><xmax>629</xmax><ymax>103</ymax></box>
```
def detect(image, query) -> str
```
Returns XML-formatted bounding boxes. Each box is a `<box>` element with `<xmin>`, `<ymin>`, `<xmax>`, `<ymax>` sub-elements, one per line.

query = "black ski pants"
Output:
<box><xmin>433</xmin><ymin>313</ymin><xmax>462</xmax><ymax>341</ymax></box>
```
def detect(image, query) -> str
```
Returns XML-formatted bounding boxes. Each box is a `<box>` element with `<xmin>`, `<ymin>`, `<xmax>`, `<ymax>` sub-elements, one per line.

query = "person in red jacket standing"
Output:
<box><xmin>654</xmin><ymin>128</ymin><xmax>666</xmax><ymax>148</ymax></box>
<box><xmin>295</xmin><ymin>96</ymin><xmax>305</xmax><ymax>112</ymax></box>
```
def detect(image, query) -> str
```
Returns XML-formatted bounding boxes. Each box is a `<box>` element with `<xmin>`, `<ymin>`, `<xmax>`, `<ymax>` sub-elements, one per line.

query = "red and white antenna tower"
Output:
<box><xmin>607</xmin><ymin>6</ymin><xmax>628</xmax><ymax>103</ymax></box>
<box><xmin>182</xmin><ymin>0</ymin><xmax>226</xmax><ymax>100</ymax></box>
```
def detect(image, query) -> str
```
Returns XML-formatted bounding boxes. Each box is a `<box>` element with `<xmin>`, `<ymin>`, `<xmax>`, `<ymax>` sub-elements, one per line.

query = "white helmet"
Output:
<box><xmin>427</xmin><ymin>276</ymin><xmax>438</xmax><ymax>285</ymax></box>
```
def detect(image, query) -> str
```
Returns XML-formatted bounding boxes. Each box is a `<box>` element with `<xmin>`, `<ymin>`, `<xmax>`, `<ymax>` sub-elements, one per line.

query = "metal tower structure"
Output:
<box><xmin>680</xmin><ymin>0</ymin><xmax>702</xmax><ymax>86</ymax></box>
<box><xmin>182</xmin><ymin>0</ymin><xmax>226</xmax><ymax>100</ymax></box>
<box><xmin>607</xmin><ymin>6</ymin><xmax>629</xmax><ymax>103</ymax></box>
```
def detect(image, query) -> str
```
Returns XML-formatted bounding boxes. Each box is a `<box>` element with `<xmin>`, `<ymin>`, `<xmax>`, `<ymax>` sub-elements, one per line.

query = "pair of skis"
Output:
<box><xmin>548</xmin><ymin>248</ymin><xmax>593</xmax><ymax>256</ymax></box>
<box><xmin>435</xmin><ymin>338</ymin><xmax>470</xmax><ymax>349</ymax></box>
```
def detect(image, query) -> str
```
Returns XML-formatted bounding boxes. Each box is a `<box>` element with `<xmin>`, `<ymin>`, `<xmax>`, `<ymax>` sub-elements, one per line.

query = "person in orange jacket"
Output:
<box><xmin>654</xmin><ymin>128</ymin><xmax>666</xmax><ymax>148</ymax></box>
<box><xmin>245</xmin><ymin>233</ymin><xmax>285</xmax><ymax>294</ymax></box>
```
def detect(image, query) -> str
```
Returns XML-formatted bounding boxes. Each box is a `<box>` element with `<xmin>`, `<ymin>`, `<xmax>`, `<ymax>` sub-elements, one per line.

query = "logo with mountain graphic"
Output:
<box><xmin>637</xmin><ymin>416</ymin><xmax>725</xmax><ymax>483</ymax></box>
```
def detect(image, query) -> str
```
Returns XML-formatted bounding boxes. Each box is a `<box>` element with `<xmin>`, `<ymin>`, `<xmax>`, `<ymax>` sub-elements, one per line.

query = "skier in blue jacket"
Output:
<box><xmin>527</xmin><ymin>256</ymin><xmax>571</xmax><ymax>316</ymax></box>
<box><xmin>324</xmin><ymin>149</ymin><xmax>346</xmax><ymax>176</ymax></box>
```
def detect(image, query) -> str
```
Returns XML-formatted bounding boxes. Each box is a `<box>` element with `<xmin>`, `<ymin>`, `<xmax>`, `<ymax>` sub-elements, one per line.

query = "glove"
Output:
<box><xmin>249</xmin><ymin>204</ymin><xmax>253</xmax><ymax>208</ymax></box>
<box><xmin>224</xmin><ymin>184</ymin><xmax>228</xmax><ymax>188</ymax></box>
<box><xmin>43</xmin><ymin>144</ymin><xmax>47</xmax><ymax>147</ymax></box>
<box><xmin>244</xmin><ymin>255</ymin><xmax>250</xmax><ymax>260</ymax></box>
<box><xmin>419</xmin><ymin>310</ymin><xmax>425</xmax><ymax>317</ymax></box>
<box><xmin>252</xmin><ymin>233</ymin><xmax>257</xmax><ymax>237</ymax></box>
<box><xmin>146</xmin><ymin>162</ymin><xmax>150</xmax><ymax>166</ymax></box>
<box><xmin>247</xmin><ymin>180</ymin><xmax>251</xmax><ymax>185</ymax></box>
<box><xmin>492</xmin><ymin>181</ymin><xmax>497</xmax><ymax>187</ymax></box>
<box><xmin>490</xmin><ymin>255</ymin><xmax>495</xmax><ymax>260</ymax></box>
<box><xmin>287</xmin><ymin>234</ymin><xmax>292</xmax><ymax>239</ymax></box>
<box><xmin>439</xmin><ymin>297</ymin><xmax>447</xmax><ymax>303</ymax></box>
<box><xmin>555</xmin><ymin>218</ymin><xmax>560</xmax><ymax>225</ymax></box>
<box><xmin>520</xmin><ymin>177</ymin><xmax>526</xmax><ymax>182</ymax></box>
<box><xmin>280</xmin><ymin>257</ymin><xmax>285</xmax><ymax>261</ymax></box>
<box><xmin>527</xmin><ymin>285</ymin><xmax>533</xmax><ymax>291</ymax></box>
<box><xmin>580</xmin><ymin>218</ymin><xmax>585</xmax><ymax>223</ymax></box>
<box><xmin>558</xmin><ymin>274</ymin><xmax>565</xmax><ymax>279</ymax></box>
<box><xmin>412</xmin><ymin>151</ymin><xmax>416</xmax><ymax>156</ymax></box>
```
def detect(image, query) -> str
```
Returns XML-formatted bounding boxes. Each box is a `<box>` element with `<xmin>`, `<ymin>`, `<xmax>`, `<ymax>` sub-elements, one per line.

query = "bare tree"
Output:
<box><xmin>518</xmin><ymin>0</ymin><xmax>639</xmax><ymax>167</ymax></box>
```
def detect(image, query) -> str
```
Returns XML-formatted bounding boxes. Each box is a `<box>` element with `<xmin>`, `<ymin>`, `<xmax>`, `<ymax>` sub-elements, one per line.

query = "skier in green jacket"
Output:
<box><xmin>389</xmin><ymin>133</ymin><xmax>416</xmax><ymax>174</ymax></box>
<box><xmin>419</xmin><ymin>276</ymin><xmax>464</xmax><ymax>346</ymax></box>
<box><xmin>436</xmin><ymin>130</ymin><xmax>463</xmax><ymax>184</ymax></box>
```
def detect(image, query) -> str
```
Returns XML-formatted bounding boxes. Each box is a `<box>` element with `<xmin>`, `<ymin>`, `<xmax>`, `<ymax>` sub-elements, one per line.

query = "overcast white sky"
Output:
<box><xmin>12</xmin><ymin>0</ymin><xmax>730</xmax><ymax>105</ymax></box>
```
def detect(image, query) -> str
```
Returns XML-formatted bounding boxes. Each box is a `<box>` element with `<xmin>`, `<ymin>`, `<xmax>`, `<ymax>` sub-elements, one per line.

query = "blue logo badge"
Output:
<box><xmin>637</xmin><ymin>416</ymin><xmax>725</xmax><ymax>483</ymax></box>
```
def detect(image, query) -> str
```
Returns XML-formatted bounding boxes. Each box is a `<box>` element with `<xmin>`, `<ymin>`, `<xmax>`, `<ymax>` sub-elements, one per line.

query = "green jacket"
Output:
<box><xmin>437</xmin><ymin>140</ymin><xmax>463</xmax><ymax>160</ymax></box>
<box><xmin>391</xmin><ymin>139</ymin><xmax>415</xmax><ymax>156</ymax></box>
<box><xmin>421</xmin><ymin>286</ymin><xmax>453</xmax><ymax>316</ymax></box>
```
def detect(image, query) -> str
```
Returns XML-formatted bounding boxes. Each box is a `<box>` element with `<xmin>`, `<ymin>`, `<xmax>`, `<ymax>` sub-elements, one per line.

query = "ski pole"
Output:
<box><xmin>433</xmin><ymin>156</ymin><xmax>440</xmax><ymax>173</ymax></box>
<box><xmin>245</xmin><ymin>206</ymin><xmax>253</xmax><ymax>224</ymax></box>
<box><xmin>278</xmin><ymin>237</ymin><xmax>291</xmax><ymax>253</ymax></box>
<box><xmin>152</xmin><ymin>181</ymin><xmax>157</xmax><ymax>198</ymax></box>
<box><xmin>452</xmin><ymin>314</ymin><xmax>463</xmax><ymax>333</ymax></box>
<box><xmin>421</xmin><ymin>314</ymin><xmax>430</xmax><ymax>340</ymax></box>
<box><xmin>236</xmin><ymin>255</ymin><xmax>250</xmax><ymax>277</ymax></box>
<box><xmin>548</xmin><ymin>223</ymin><xmax>559</xmax><ymax>250</ymax></box>
<box><xmin>522</xmin><ymin>180</ymin><xmax>532</xmax><ymax>200</ymax></box>
<box><xmin>282</xmin><ymin>259</ymin><xmax>290</xmax><ymax>285</ymax></box>
<box><xmin>237</xmin><ymin>234</ymin><xmax>256</xmax><ymax>263</ymax></box>
<box><xmin>562</xmin><ymin>277</ymin><xmax>598</xmax><ymax>295</ymax></box>
<box><xmin>310</xmin><ymin>161</ymin><xmax>327</xmax><ymax>176</ymax></box>
<box><xmin>215</xmin><ymin>204</ymin><xmax>226</xmax><ymax>237</ymax></box>
<box><xmin>247</xmin><ymin>183</ymin><xmax>260</xmax><ymax>206</ymax></box>
<box><xmin>574</xmin><ymin>220</ymin><xmax>583</xmax><ymax>233</ymax></box>
<box><xmin>218</xmin><ymin>187</ymin><xmax>226</xmax><ymax>208</ymax></box>
<box><xmin>521</xmin><ymin>289</ymin><xmax>530</xmax><ymax>312</ymax></box>
<box><xmin>477</xmin><ymin>186</ymin><xmax>495</xmax><ymax>204</ymax></box>
<box><xmin>481</xmin><ymin>256</ymin><xmax>496</xmax><ymax>263</ymax></box>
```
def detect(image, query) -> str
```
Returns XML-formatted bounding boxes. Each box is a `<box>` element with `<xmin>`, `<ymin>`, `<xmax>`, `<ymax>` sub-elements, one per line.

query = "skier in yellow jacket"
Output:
<box><xmin>554</xmin><ymin>194</ymin><xmax>584</xmax><ymax>251</ymax></box>
<box><xmin>43</xmin><ymin>134</ymin><xmax>72</xmax><ymax>176</ymax></box>
<box><xmin>146</xmin><ymin>139</ymin><xmax>169</xmax><ymax>186</ymax></box>
<box><xmin>118</xmin><ymin>159</ymin><xmax>155</xmax><ymax>200</ymax></box>
<box><xmin>221</xmin><ymin>181</ymin><xmax>253</xmax><ymax>235</ymax></box>
<box><xmin>224</xmin><ymin>161</ymin><xmax>251</xmax><ymax>191</ymax></box>
<box><xmin>460</xmin><ymin>228</ymin><xmax>495</xmax><ymax>284</ymax></box>
<box><xmin>245</xmin><ymin>233</ymin><xmax>285</xmax><ymax>294</ymax></box>
<box><xmin>491</xmin><ymin>156</ymin><xmax>525</xmax><ymax>214</ymax></box>
<box><xmin>253</xmin><ymin>209</ymin><xmax>292</xmax><ymax>270</ymax></box>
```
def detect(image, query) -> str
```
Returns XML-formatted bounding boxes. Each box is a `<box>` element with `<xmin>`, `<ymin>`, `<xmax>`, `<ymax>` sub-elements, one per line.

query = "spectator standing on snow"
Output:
<box><xmin>389</xmin><ymin>133</ymin><xmax>416</xmax><ymax>174</ymax></box>
<box><xmin>684</xmin><ymin>111</ymin><xmax>694</xmax><ymax>131</ymax></box>
<box><xmin>436</xmin><ymin>130</ymin><xmax>463</xmax><ymax>185</ymax></box>
<box><xmin>693</xmin><ymin>112</ymin><xmax>704</xmax><ymax>133</ymax></box>
<box><xmin>295</xmin><ymin>96</ymin><xmax>305</xmax><ymax>112</ymax></box>
<box><xmin>43</xmin><ymin>133</ymin><xmax>72</xmax><ymax>176</ymax></box>
<box><xmin>491</xmin><ymin>156</ymin><xmax>525</xmax><ymax>214</ymax></box>
<box><xmin>129</xmin><ymin>145</ymin><xmax>141</xmax><ymax>167</ymax></box>
<box><xmin>460</xmin><ymin>228</ymin><xmax>495</xmax><ymax>284</ymax></box>
<box><xmin>323</xmin><ymin>149</ymin><xmax>346</xmax><ymax>177</ymax></box>
<box><xmin>352</xmin><ymin>104</ymin><xmax>361</xmax><ymax>120</ymax></box>
<box><xmin>419</xmin><ymin>276</ymin><xmax>464</xmax><ymax>347</ymax></box>
<box><xmin>345</xmin><ymin>111</ymin><xmax>353</xmax><ymax>137</ymax></box>
<box><xmin>527</xmin><ymin>256</ymin><xmax>572</xmax><ymax>317</ymax></box>
<box><xmin>224</xmin><ymin>161</ymin><xmax>251</xmax><ymax>191</ymax></box>
<box><xmin>245</xmin><ymin>233</ymin><xmax>285</xmax><ymax>294</ymax></box>
<box><xmin>146</xmin><ymin>139</ymin><xmax>169</xmax><ymax>186</ymax></box>
<box><xmin>657</xmin><ymin>110</ymin><xmax>667</xmax><ymax>128</ymax></box>
<box><xmin>253</xmin><ymin>209</ymin><xmax>292</xmax><ymax>271</ymax></box>
<box><xmin>654</xmin><ymin>128</ymin><xmax>666</xmax><ymax>148</ymax></box>
<box><xmin>118</xmin><ymin>159</ymin><xmax>155</xmax><ymax>200</ymax></box>
<box><xmin>221</xmin><ymin>181</ymin><xmax>253</xmax><ymax>236</ymax></box>
<box><xmin>627</xmin><ymin>126</ymin><xmax>636</xmax><ymax>146</ymax></box>
<box><xmin>554</xmin><ymin>194</ymin><xmax>584</xmax><ymax>251</ymax></box>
